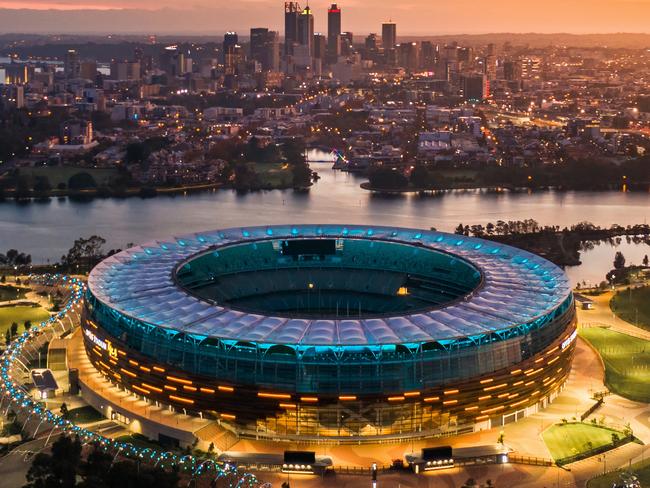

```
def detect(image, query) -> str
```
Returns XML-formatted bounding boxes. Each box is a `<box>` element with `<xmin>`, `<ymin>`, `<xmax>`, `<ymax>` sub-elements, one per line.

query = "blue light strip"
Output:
<box><xmin>0</xmin><ymin>274</ymin><xmax>258</xmax><ymax>486</ymax></box>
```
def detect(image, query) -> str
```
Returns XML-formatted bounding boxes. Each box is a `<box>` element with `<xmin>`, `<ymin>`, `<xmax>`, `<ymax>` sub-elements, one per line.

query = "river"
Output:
<box><xmin>1</xmin><ymin>149</ymin><xmax>649</xmax><ymax>285</ymax></box>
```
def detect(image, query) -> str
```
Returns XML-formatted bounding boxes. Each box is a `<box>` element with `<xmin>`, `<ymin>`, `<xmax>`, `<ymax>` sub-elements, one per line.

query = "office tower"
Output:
<box><xmin>298</xmin><ymin>5</ymin><xmax>315</xmax><ymax>56</ymax></box>
<box><xmin>420</xmin><ymin>41</ymin><xmax>436</xmax><ymax>69</ymax></box>
<box><xmin>251</xmin><ymin>28</ymin><xmax>280</xmax><ymax>71</ymax></box>
<box><xmin>484</xmin><ymin>44</ymin><xmax>497</xmax><ymax>81</ymax></box>
<box><xmin>382</xmin><ymin>21</ymin><xmax>396</xmax><ymax>65</ymax></box>
<box><xmin>223</xmin><ymin>32</ymin><xmax>239</xmax><ymax>64</ymax></box>
<box><xmin>521</xmin><ymin>56</ymin><xmax>541</xmax><ymax>78</ymax></box>
<box><xmin>15</xmin><ymin>85</ymin><xmax>24</xmax><ymax>109</ymax></box>
<box><xmin>79</xmin><ymin>61</ymin><xmax>97</xmax><ymax>81</ymax></box>
<box><xmin>503</xmin><ymin>59</ymin><xmax>522</xmax><ymax>81</ymax></box>
<box><xmin>314</xmin><ymin>33</ymin><xmax>327</xmax><ymax>60</ymax></box>
<box><xmin>327</xmin><ymin>3</ymin><xmax>341</xmax><ymax>63</ymax></box>
<box><xmin>382</xmin><ymin>22</ymin><xmax>396</xmax><ymax>50</ymax></box>
<box><xmin>284</xmin><ymin>1</ymin><xmax>301</xmax><ymax>55</ymax></box>
<box><xmin>60</xmin><ymin>119</ymin><xmax>93</xmax><ymax>145</ymax></box>
<box><xmin>397</xmin><ymin>42</ymin><xmax>419</xmax><ymax>71</ymax></box>
<box><xmin>457</xmin><ymin>46</ymin><xmax>472</xmax><ymax>63</ymax></box>
<box><xmin>225</xmin><ymin>45</ymin><xmax>244</xmax><ymax>75</ymax></box>
<box><xmin>133</xmin><ymin>46</ymin><xmax>152</xmax><ymax>74</ymax></box>
<box><xmin>365</xmin><ymin>33</ymin><xmax>378</xmax><ymax>51</ymax></box>
<box><xmin>339</xmin><ymin>31</ymin><xmax>353</xmax><ymax>56</ymax></box>
<box><xmin>110</xmin><ymin>61</ymin><xmax>141</xmax><ymax>81</ymax></box>
<box><xmin>461</xmin><ymin>73</ymin><xmax>489</xmax><ymax>101</ymax></box>
<box><xmin>64</xmin><ymin>49</ymin><xmax>80</xmax><ymax>79</ymax></box>
<box><xmin>176</xmin><ymin>52</ymin><xmax>186</xmax><ymax>75</ymax></box>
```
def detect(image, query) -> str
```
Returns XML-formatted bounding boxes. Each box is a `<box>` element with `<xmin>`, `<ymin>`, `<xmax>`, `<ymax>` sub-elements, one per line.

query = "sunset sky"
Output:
<box><xmin>1</xmin><ymin>0</ymin><xmax>650</xmax><ymax>34</ymax></box>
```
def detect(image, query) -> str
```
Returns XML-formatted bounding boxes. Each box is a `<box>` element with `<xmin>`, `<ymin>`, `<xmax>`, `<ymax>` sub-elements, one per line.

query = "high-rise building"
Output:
<box><xmin>365</xmin><ymin>33</ymin><xmax>378</xmax><ymax>51</ymax></box>
<box><xmin>327</xmin><ymin>4</ymin><xmax>342</xmax><ymax>63</ymax></box>
<box><xmin>313</xmin><ymin>33</ymin><xmax>327</xmax><ymax>61</ymax></box>
<box><xmin>382</xmin><ymin>22</ymin><xmax>396</xmax><ymax>65</ymax></box>
<box><xmin>64</xmin><ymin>49</ymin><xmax>80</xmax><ymax>79</ymax></box>
<box><xmin>79</xmin><ymin>61</ymin><xmax>97</xmax><ymax>81</ymax></box>
<box><xmin>284</xmin><ymin>1</ymin><xmax>301</xmax><ymax>55</ymax></box>
<box><xmin>60</xmin><ymin>119</ymin><xmax>93</xmax><ymax>145</ymax></box>
<box><xmin>503</xmin><ymin>59</ymin><xmax>522</xmax><ymax>81</ymax></box>
<box><xmin>397</xmin><ymin>42</ymin><xmax>419</xmax><ymax>71</ymax></box>
<box><xmin>223</xmin><ymin>32</ymin><xmax>239</xmax><ymax>64</ymax></box>
<box><xmin>420</xmin><ymin>41</ymin><xmax>436</xmax><ymax>69</ymax></box>
<box><xmin>457</xmin><ymin>46</ymin><xmax>472</xmax><ymax>63</ymax></box>
<box><xmin>225</xmin><ymin>45</ymin><xmax>244</xmax><ymax>75</ymax></box>
<box><xmin>297</xmin><ymin>5</ymin><xmax>315</xmax><ymax>56</ymax></box>
<box><xmin>461</xmin><ymin>73</ymin><xmax>489</xmax><ymax>101</ymax></box>
<box><xmin>250</xmin><ymin>28</ymin><xmax>280</xmax><ymax>72</ymax></box>
<box><xmin>340</xmin><ymin>32</ymin><xmax>353</xmax><ymax>56</ymax></box>
<box><xmin>110</xmin><ymin>61</ymin><xmax>141</xmax><ymax>81</ymax></box>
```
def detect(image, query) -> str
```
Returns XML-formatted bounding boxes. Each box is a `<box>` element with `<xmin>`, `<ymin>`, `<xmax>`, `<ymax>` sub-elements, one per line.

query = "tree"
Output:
<box><xmin>643</xmin><ymin>255</ymin><xmax>649</xmax><ymax>267</ymax></box>
<box><xmin>68</xmin><ymin>172</ymin><xmax>97</xmax><ymax>191</ymax></box>
<box><xmin>60</xmin><ymin>402</ymin><xmax>69</xmax><ymax>419</ymax></box>
<box><xmin>10</xmin><ymin>321</ymin><xmax>18</xmax><ymax>337</ymax></box>
<box><xmin>33</xmin><ymin>176</ymin><xmax>52</xmax><ymax>195</ymax></box>
<box><xmin>613</xmin><ymin>251</ymin><xmax>626</xmax><ymax>270</ymax></box>
<box><xmin>24</xmin><ymin>320</ymin><xmax>32</xmax><ymax>332</ymax></box>
<box><xmin>125</xmin><ymin>142</ymin><xmax>150</xmax><ymax>166</ymax></box>
<box><xmin>367</xmin><ymin>166</ymin><xmax>408</xmax><ymax>190</ymax></box>
<box><xmin>5</xmin><ymin>330</ymin><xmax>10</xmax><ymax>345</ymax></box>
<box><xmin>61</xmin><ymin>236</ymin><xmax>107</xmax><ymax>272</ymax></box>
<box><xmin>291</xmin><ymin>164</ymin><xmax>312</xmax><ymax>188</ymax></box>
<box><xmin>409</xmin><ymin>164</ymin><xmax>438</xmax><ymax>188</ymax></box>
<box><xmin>24</xmin><ymin>434</ymin><xmax>82</xmax><ymax>488</ymax></box>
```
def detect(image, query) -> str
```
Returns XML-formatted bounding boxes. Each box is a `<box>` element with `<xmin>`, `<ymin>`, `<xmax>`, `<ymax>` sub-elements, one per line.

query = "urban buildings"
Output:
<box><xmin>250</xmin><ymin>27</ymin><xmax>280</xmax><ymax>72</ymax></box>
<box><xmin>327</xmin><ymin>3</ymin><xmax>341</xmax><ymax>63</ymax></box>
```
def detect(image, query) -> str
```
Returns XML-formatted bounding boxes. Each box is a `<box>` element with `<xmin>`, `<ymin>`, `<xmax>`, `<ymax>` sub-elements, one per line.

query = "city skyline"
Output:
<box><xmin>2</xmin><ymin>0</ymin><xmax>650</xmax><ymax>35</ymax></box>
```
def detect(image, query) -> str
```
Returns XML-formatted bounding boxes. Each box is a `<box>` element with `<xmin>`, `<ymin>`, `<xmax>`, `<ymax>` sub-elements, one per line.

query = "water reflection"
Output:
<box><xmin>0</xmin><ymin>148</ymin><xmax>648</xmax><ymax>287</ymax></box>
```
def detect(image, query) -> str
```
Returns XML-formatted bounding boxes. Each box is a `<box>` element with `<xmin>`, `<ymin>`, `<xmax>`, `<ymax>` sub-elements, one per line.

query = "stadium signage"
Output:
<box><xmin>84</xmin><ymin>327</ymin><xmax>108</xmax><ymax>351</ymax></box>
<box><xmin>560</xmin><ymin>329</ymin><xmax>577</xmax><ymax>350</ymax></box>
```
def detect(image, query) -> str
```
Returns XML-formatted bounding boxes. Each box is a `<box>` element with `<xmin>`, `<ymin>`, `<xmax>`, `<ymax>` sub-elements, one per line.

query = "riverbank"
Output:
<box><xmin>0</xmin><ymin>181</ymin><xmax>225</xmax><ymax>201</ymax></box>
<box><xmin>462</xmin><ymin>223</ymin><xmax>650</xmax><ymax>268</ymax></box>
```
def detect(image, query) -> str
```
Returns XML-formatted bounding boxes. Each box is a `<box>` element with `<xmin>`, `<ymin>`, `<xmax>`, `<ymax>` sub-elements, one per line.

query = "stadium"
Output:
<box><xmin>82</xmin><ymin>224</ymin><xmax>576</xmax><ymax>443</ymax></box>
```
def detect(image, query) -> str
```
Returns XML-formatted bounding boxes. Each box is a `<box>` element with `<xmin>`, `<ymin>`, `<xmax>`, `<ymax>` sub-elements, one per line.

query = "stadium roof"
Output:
<box><xmin>87</xmin><ymin>225</ymin><xmax>572</xmax><ymax>347</ymax></box>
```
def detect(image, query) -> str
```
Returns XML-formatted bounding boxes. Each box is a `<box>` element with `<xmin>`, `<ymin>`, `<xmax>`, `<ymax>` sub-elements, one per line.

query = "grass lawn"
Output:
<box><xmin>0</xmin><ymin>285</ymin><xmax>27</xmax><ymax>302</ymax></box>
<box><xmin>587</xmin><ymin>458</ymin><xmax>650</xmax><ymax>488</ymax></box>
<box><xmin>0</xmin><ymin>305</ymin><xmax>50</xmax><ymax>341</ymax></box>
<box><xmin>255</xmin><ymin>162</ymin><xmax>292</xmax><ymax>188</ymax></box>
<box><xmin>611</xmin><ymin>286</ymin><xmax>650</xmax><ymax>331</ymax></box>
<box><xmin>17</xmin><ymin>166</ymin><xmax>119</xmax><ymax>188</ymax></box>
<box><xmin>579</xmin><ymin>327</ymin><xmax>650</xmax><ymax>402</ymax></box>
<box><xmin>67</xmin><ymin>406</ymin><xmax>104</xmax><ymax>424</ymax></box>
<box><xmin>437</xmin><ymin>168</ymin><xmax>480</xmax><ymax>182</ymax></box>
<box><xmin>542</xmin><ymin>422</ymin><xmax>622</xmax><ymax>461</ymax></box>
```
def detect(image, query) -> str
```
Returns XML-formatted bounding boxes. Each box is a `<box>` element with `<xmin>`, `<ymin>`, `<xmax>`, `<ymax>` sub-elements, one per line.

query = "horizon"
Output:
<box><xmin>2</xmin><ymin>0</ymin><xmax>650</xmax><ymax>36</ymax></box>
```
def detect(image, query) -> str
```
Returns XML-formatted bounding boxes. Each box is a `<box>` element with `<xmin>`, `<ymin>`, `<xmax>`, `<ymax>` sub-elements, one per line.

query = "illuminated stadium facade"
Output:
<box><xmin>82</xmin><ymin>225</ymin><xmax>577</xmax><ymax>442</ymax></box>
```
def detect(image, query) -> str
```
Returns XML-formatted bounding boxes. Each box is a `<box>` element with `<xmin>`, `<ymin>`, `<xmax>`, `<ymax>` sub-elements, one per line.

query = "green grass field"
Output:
<box><xmin>0</xmin><ymin>285</ymin><xmax>26</xmax><ymax>302</ymax></box>
<box><xmin>542</xmin><ymin>422</ymin><xmax>622</xmax><ymax>461</ymax></box>
<box><xmin>0</xmin><ymin>305</ymin><xmax>50</xmax><ymax>341</ymax></box>
<box><xmin>611</xmin><ymin>286</ymin><xmax>650</xmax><ymax>330</ymax></box>
<box><xmin>579</xmin><ymin>327</ymin><xmax>650</xmax><ymax>402</ymax></box>
<box><xmin>255</xmin><ymin>162</ymin><xmax>292</xmax><ymax>188</ymax></box>
<box><xmin>17</xmin><ymin>166</ymin><xmax>119</xmax><ymax>188</ymax></box>
<box><xmin>67</xmin><ymin>406</ymin><xmax>104</xmax><ymax>424</ymax></box>
<box><xmin>587</xmin><ymin>458</ymin><xmax>650</xmax><ymax>488</ymax></box>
